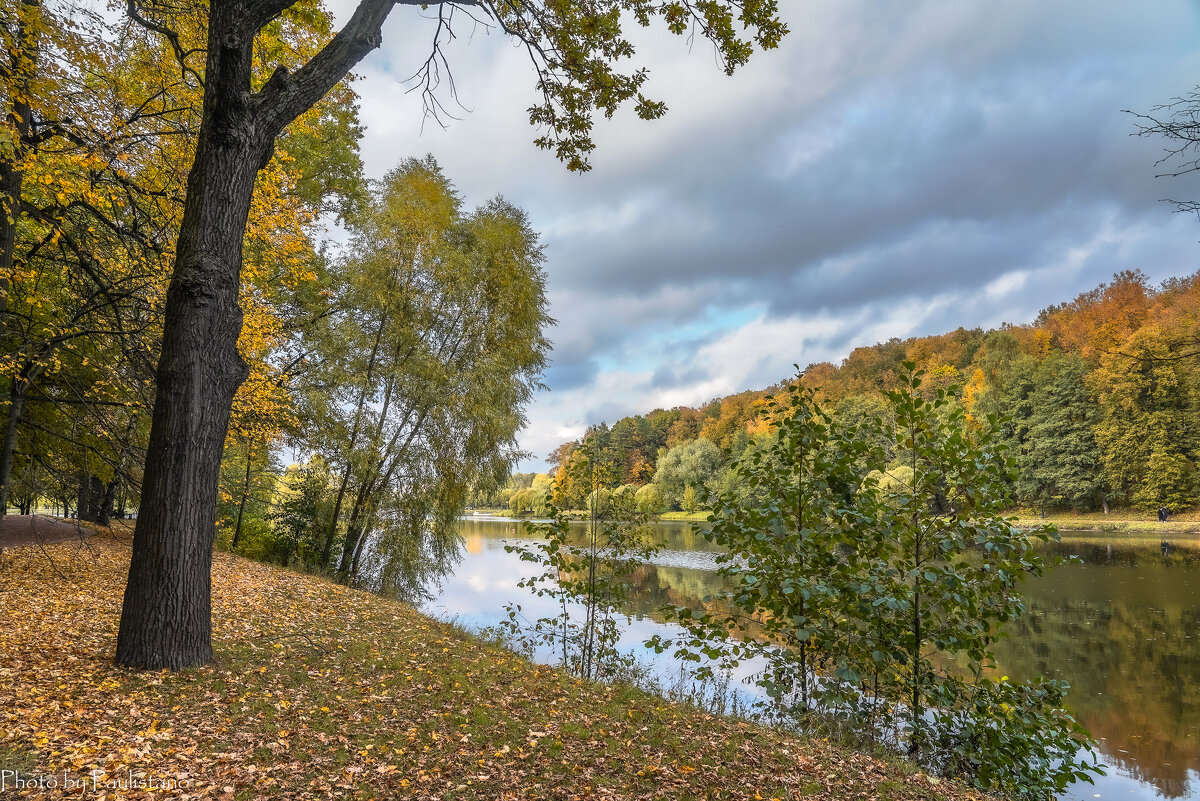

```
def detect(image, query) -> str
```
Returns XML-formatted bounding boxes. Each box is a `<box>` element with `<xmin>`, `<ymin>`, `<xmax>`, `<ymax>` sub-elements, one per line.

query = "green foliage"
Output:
<box><xmin>649</xmin><ymin>366</ymin><xmax>1104</xmax><ymax>798</ymax></box>
<box><xmin>923</xmin><ymin>676</ymin><xmax>1100</xmax><ymax>799</ymax></box>
<box><xmin>651</xmin><ymin>380</ymin><xmax>868</xmax><ymax>711</ymax></box>
<box><xmin>1015</xmin><ymin>353</ymin><xmax>1106</xmax><ymax>510</ymax></box>
<box><xmin>268</xmin><ymin>458</ymin><xmax>335</xmax><ymax>568</ymax></box>
<box><xmin>1093</xmin><ymin>328</ymin><xmax>1199</xmax><ymax>511</ymax></box>
<box><xmin>495</xmin><ymin>0</ymin><xmax>788</xmax><ymax>170</ymax></box>
<box><xmin>297</xmin><ymin>156</ymin><xmax>551</xmax><ymax>593</ymax></box>
<box><xmin>509</xmin><ymin>489</ymin><xmax>533</xmax><ymax>516</ymax></box>
<box><xmin>585</xmin><ymin>486</ymin><xmax>612</xmax><ymax>517</ymax></box>
<box><xmin>680</xmin><ymin>484</ymin><xmax>699</xmax><ymax>513</ymax></box>
<box><xmin>633</xmin><ymin>482</ymin><xmax>663</xmax><ymax>513</ymax></box>
<box><xmin>216</xmin><ymin>441</ymin><xmax>279</xmax><ymax>551</ymax></box>
<box><xmin>652</xmin><ymin>437</ymin><xmax>724</xmax><ymax>510</ymax></box>
<box><xmin>503</xmin><ymin>489</ymin><xmax>658</xmax><ymax>681</ymax></box>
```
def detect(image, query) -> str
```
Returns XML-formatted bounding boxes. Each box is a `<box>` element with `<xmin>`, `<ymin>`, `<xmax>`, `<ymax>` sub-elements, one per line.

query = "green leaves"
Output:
<box><xmin>652</xmin><ymin>366</ymin><xmax>1102</xmax><ymax>797</ymax></box>
<box><xmin>498</xmin><ymin>0</ymin><xmax>787</xmax><ymax>170</ymax></box>
<box><xmin>298</xmin><ymin>157</ymin><xmax>551</xmax><ymax>595</ymax></box>
<box><xmin>503</xmin><ymin>457</ymin><xmax>661</xmax><ymax>682</ymax></box>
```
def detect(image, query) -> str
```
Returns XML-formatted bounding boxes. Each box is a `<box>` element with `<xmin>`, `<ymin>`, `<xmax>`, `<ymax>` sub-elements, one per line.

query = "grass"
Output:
<box><xmin>1010</xmin><ymin>507</ymin><xmax>1200</xmax><ymax>538</ymax></box>
<box><xmin>0</xmin><ymin>529</ymin><xmax>992</xmax><ymax>800</ymax></box>
<box><xmin>657</xmin><ymin>511</ymin><xmax>712</xmax><ymax>522</ymax></box>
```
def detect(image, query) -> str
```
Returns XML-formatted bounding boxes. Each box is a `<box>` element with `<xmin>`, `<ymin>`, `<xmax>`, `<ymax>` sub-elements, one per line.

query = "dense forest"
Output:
<box><xmin>518</xmin><ymin>269</ymin><xmax>1200</xmax><ymax>515</ymax></box>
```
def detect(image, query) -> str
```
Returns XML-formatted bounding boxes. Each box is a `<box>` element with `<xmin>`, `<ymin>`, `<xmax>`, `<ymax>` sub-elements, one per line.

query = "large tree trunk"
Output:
<box><xmin>115</xmin><ymin>0</ymin><xmax>400</xmax><ymax>670</ymax></box>
<box><xmin>97</xmin><ymin>479</ymin><xmax>117</xmax><ymax>526</ymax></box>
<box><xmin>115</xmin><ymin>20</ymin><xmax>261</xmax><ymax>665</ymax></box>
<box><xmin>76</xmin><ymin>472</ymin><xmax>94</xmax><ymax>522</ymax></box>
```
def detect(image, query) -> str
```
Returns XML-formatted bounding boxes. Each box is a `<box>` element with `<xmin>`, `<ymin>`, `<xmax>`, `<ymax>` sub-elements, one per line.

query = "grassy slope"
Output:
<box><xmin>1010</xmin><ymin>507</ymin><xmax>1200</xmax><ymax>537</ymax></box>
<box><xmin>0</xmin><ymin>531</ymin><xmax>990</xmax><ymax>801</ymax></box>
<box><xmin>656</xmin><ymin>511</ymin><xmax>712</xmax><ymax>522</ymax></box>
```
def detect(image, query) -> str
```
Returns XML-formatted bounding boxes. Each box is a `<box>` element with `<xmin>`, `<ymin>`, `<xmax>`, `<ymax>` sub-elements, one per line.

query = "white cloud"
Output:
<box><xmin>316</xmin><ymin>0</ymin><xmax>1200</xmax><ymax>472</ymax></box>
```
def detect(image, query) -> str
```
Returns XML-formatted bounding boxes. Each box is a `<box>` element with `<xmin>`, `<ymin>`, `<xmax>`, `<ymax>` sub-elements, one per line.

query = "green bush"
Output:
<box><xmin>650</xmin><ymin>366</ymin><xmax>1105</xmax><ymax>798</ymax></box>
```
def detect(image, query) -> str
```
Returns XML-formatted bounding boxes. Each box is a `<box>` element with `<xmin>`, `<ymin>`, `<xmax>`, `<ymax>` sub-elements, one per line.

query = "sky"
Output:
<box><xmin>327</xmin><ymin>0</ymin><xmax>1200</xmax><ymax>472</ymax></box>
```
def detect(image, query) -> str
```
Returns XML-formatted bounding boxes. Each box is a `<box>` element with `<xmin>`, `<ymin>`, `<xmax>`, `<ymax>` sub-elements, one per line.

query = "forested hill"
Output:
<box><xmin>531</xmin><ymin>269</ymin><xmax>1200</xmax><ymax>515</ymax></box>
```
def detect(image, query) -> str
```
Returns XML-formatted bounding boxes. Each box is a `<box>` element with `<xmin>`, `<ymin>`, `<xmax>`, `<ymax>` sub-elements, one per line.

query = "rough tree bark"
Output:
<box><xmin>116</xmin><ymin>0</ymin><xmax>405</xmax><ymax>670</ymax></box>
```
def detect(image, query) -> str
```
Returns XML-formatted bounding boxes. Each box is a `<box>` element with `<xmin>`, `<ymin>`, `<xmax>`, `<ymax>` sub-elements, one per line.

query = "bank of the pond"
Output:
<box><xmin>478</xmin><ymin>507</ymin><xmax>1200</xmax><ymax>534</ymax></box>
<box><xmin>0</xmin><ymin>529</ymin><xmax>991</xmax><ymax>801</ymax></box>
<box><xmin>474</xmin><ymin>509</ymin><xmax>715</xmax><ymax>522</ymax></box>
<box><xmin>1011</xmin><ymin>508</ymin><xmax>1200</xmax><ymax>536</ymax></box>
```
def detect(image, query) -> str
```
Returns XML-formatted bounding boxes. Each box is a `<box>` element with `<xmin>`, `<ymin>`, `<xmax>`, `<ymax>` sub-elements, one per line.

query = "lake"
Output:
<box><xmin>425</xmin><ymin>517</ymin><xmax>1200</xmax><ymax>801</ymax></box>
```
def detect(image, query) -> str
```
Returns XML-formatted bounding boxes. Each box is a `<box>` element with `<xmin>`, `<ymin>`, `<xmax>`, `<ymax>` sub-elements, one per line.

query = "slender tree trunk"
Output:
<box><xmin>232</xmin><ymin>441</ymin><xmax>254</xmax><ymax>549</ymax></box>
<box><xmin>337</xmin><ymin>484</ymin><xmax>371</xmax><ymax>580</ymax></box>
<box><xmin>77</xmin><ymin>471</ymin><xmax>97</xmax><ymax>522</ymax></box>
<box><xmin>320</xmin><ymin>313</ymin><xmax>386</xmax><ymax>567</ymax></box>
<box><xmin>335</xmin><ymin>338</ymin><xmax>404</xmax><ymax>578</ymax></box>
<box><xmin>335</xmin><ymin>406</ymin><xmax>431</xmax><ymax>582</ymax></box>
<box><xmin>348</xmin><ymin>505</ymin><xmax>376</xmax><ymax>581</ymax></box>
<box><xmin>0</xmin><ymin>381</ymin><xmax>26</xmax><ymax>516</ymax></box>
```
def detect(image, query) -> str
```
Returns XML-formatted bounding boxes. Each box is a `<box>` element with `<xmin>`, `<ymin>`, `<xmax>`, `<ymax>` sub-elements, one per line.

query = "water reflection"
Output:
<box><xmin>433</xmin><ymin>520</ymin><xmax>1200</xmax><ymax>801</ymax></box>
<box><xmin>997</xmin><ymin>540</ymin><xmax>1200</xmax><ymax>799</ymax></box>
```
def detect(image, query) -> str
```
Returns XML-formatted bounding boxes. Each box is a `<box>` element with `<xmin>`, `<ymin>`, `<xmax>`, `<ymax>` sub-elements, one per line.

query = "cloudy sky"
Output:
<box><xmin>328</xmin><ymin>0</ymin><xmax>1200</xmax><ymax>471</ymax></box>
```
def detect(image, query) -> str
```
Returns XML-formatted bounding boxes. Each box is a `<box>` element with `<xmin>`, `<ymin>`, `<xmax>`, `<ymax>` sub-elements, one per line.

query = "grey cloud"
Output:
<box><xmin>541</xmin><ymin>359</ymin><xmax>598</xmax><ymax>393</ymax></box>
<box><xmin>651</xmin><ymin>361</ymin><xmax>711</xmax><ymax>391</ymax></box>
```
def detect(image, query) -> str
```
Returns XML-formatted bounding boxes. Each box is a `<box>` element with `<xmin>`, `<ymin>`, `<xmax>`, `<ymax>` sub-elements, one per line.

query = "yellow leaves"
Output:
<box><xmin>1</xmin><ymin>536</ymin><xmax>976</xmax><ymax>801</ymax></box>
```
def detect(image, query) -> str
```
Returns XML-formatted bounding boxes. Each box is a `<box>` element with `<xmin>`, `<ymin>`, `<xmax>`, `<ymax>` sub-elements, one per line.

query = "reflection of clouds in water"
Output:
<box><xmin>643</xmin><ymin>549</ymin><xmax>725</xmax><ymax>571</ymax></box>
<box><xmin>1058</xmin><ymin>766</ymin><xmax>1171</xmax><ymax>801</ymax></box>
<box><xmin>423</xmin><ymin>534</ymin><xmax>769</xmax><ymax>705</ymax></box>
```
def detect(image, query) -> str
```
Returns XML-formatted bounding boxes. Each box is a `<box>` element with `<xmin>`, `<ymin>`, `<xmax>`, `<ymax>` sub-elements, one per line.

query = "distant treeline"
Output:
<box><xmin>507</xmin><ymin>269</ymin><xmax>1200</xmax><ymax>514</ymax></box>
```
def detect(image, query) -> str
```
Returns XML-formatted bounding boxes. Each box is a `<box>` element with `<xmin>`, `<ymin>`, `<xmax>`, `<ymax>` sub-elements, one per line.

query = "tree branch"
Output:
<box><xmin>256</xmin><ymin>0</ymin><xmax>473</xmax><ymax>139</ymax></box>
<box><xmin>125</xmin><ymin>1</ymin><xmax>205</xmax><ymax>86</ymax></box>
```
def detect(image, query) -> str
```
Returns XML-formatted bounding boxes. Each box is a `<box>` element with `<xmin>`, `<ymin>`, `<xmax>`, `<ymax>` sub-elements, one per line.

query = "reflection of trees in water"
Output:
<box><xmin>1044</xmin><ymin>539</ymin><xmax>1200</xmax><ymax>567</ymax></box>
<box><xmin>995</xmin><ymin>565</ymin><xmax>1200</xmax><ymax>799</ymax></box>
<box><xmin>632</xmin><ymin>548</ymin><xmax>1200</xmax><ymax>799</ymax></box>
<box><xmin>458</xmin><ymin>518</ymin><xmax>724</xmax><ymax>552</ymax></box>
<box><xmin>622</xmin><ymin>563</ymin><xmax>730</xmax><ymax>619</ymax></box>
<box><xmin>620</xmin><ymin>563</ymin><xmax>779</xmax><ymax>644</ymax></box>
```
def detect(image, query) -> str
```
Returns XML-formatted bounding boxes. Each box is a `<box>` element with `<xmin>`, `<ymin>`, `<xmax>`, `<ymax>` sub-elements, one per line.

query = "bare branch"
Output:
<box><xmin>125</xmin><ymin>1</ymin><xmax>205</xmax><ymax>86</ymax></box>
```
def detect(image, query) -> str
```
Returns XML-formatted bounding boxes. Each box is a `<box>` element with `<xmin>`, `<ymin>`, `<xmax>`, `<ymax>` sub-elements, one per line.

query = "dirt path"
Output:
<box><xmin>0</xmin><ymin>515</ymin><xmax>93</xmax><ymax>549</ymax></box>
